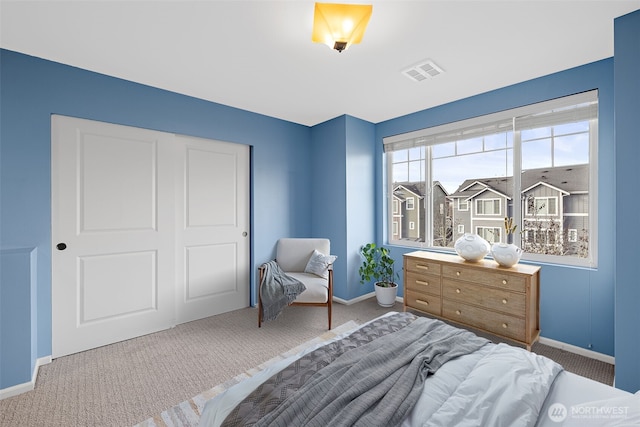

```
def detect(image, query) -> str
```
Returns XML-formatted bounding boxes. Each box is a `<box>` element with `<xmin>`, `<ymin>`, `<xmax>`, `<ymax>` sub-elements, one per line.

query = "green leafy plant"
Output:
<box><xmin>358</xmin><ymin>243</ymin><xmax>398</xmax><ymax>287</ymax></box>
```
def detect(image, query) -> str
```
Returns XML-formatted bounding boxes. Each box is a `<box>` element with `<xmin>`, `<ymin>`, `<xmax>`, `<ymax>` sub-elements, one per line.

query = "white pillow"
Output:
<box><xmin>304</xmin><ymin>249</ymin><xmax>337</xmax><ymax>279</ymax></box>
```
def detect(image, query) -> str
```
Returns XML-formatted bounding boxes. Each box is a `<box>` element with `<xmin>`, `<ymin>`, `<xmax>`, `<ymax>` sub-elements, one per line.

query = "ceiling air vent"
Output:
<box><xmin>402</xmin><ymin>59</ymin><xmax>444</xmax><ymax>82</ymax></box>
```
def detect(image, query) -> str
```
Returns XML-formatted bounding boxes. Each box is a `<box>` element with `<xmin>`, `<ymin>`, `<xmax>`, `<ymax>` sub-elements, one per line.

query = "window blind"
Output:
<box><xmin>383</xmin><ymin>90</ymin><xmax>597</xmax><ymax>152</ymax></box>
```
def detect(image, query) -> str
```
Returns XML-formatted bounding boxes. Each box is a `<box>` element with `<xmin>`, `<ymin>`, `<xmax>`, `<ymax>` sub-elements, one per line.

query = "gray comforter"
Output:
<box><xmin>227</xmin><ymin>313</ymin><xmax>489</xmax><ymax>427</ymax></box>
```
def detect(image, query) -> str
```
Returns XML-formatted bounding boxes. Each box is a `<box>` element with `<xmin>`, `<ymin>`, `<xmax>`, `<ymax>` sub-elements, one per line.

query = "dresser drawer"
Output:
<box><xmin>405</xmin><ymin>271</ymin><xmax>441</xmax><ymax>296</ymax></box>
<box><xmin>443</xmin><ymin>300</ymin><xmax>525</xmax><ymax>341</ymax></box>
<box><xmin>405</xmin><ymin>257</ymin><xmax>441</xmax><ymax>275</ymax></box>
<box><xmin>406</xmin><ymin>290</ymin><xmax>441</xmax><ymax>316</ymax></box>
<box><xmin>442</xmin><ymin>265</ymin><xmax>526</xmax><ymax>293</ymax></box>
<box><xmin>442</xmin><ymin>279</ymin><xmax>525</xmax><ymax>316</ymax></box>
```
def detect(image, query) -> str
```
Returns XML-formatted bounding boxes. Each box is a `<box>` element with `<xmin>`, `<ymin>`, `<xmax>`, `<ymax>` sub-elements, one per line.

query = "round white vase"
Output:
<box><xmin>454</xmin><ymin>233</ymin><xmax>490</xmax><ymax>262</ymax></box>
<box><xmin>491</xmin><ymin>243</ymin><xmax>523</xmax><ymax>268</ymax></box>
<box><xmin>374</xmin><ymin>282</ymin><xmax>398</xmax><ymax>307</ymax></box>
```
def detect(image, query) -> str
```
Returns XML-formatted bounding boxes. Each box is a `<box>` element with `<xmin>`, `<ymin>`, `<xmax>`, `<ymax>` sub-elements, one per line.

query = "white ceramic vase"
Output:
<box><xmin>374</xmin><ymin>282</ymin><xmax>398</xmax><ymax>307</ymax></box>
<box><xmin>454</xmin><ymin>233</ymin><xmax>491</xmax><ymax>262</ymax></box>
<box><xmin>491</xmin><ymin>243</ymin><xmax>523</xmax><ymax>268</ymax></box>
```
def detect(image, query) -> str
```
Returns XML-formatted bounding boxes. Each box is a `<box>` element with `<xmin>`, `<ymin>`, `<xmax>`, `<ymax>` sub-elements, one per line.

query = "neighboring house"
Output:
<box><xmin>392</xmin><ymin>181</ymin><xmax>449</xmax><ymax>245</ymax></box>
<box><xmin>448</xmin><ymin>165</ymin><xmax>588</xmax><ymax>255</ymax></box>
<box><xmin>392</xmin><ymin>183</ymin><xmax>425</xmax><ymax>242</ymax></box>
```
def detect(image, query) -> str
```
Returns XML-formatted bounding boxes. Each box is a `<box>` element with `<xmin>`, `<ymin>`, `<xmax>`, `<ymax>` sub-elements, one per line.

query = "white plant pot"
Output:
<box><xmin>491</xmin><ymin>243</ymin><xmax>523</xmax><ymax>268</ymax></box>
<box><xmin>454</xmin><ymin>233</ymin><xmax>491</xmax><ymax>262</ymax></box>
<box><xmin>374</xmin><ymin>282</ymin><xmax>398</xmax><ymax>307</ymax></box>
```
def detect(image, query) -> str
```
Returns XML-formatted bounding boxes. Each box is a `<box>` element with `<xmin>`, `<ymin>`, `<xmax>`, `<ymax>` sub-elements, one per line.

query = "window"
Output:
<box><xmin>384</xmin><ymin>90</ymin><xmax>597</xmax><ymax>267</ymax></box>
<box><xmin>476</xmin><ymin>199</ymin><xmax>501</xmax><ymax>215</ymax></box>
<box><xmin>568</xmin><ymin>229</ymin><xmax>578</xmax><ymax>243</ymax></box>
<box><xmin>527</xmin><ymin>197</ymin><xmax>558</xmax><ymax>216</ymax></box>
<box><xmin>407</xmin><ymin>197</ymin><xmax>415</xmax><ymax>210</ymax></box>
<box><xmin>477</xmin><ymin>227</ymin><xmax>501</xmax><ymax>244</ymax></box>
<box><xmin>393</xmin><ymin>199</ymin><xmax>399</xmax><ymax>214</ymax></box>
<box><xmin>409</xmin><ymin>221</ymin><xmax>415</xmax><ymax>230</ymax></box>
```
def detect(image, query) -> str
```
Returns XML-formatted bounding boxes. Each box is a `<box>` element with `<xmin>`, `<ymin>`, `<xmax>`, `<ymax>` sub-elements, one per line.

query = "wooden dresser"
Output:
<box><xmin>403</xmin><ymin>251</ymin><xmax>540</xmax><ymax>350</ymax></box>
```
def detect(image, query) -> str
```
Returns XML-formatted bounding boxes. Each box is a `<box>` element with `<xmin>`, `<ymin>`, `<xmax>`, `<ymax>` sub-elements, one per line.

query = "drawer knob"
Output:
<box><xmin>502</xmin><ymin>323</ymin><xmax>508</xmax><ymax>329</ymax></box>
<box><xmin>417</xmin><ymin>264</ymin><xmax>429</xmax><ymax>270</ymax></box>
<box><xmin>456</xmin><ymin>310</ymin><xmax>461</xmax><ymax>315</ymax></box>
<box><xmin>416</xmin><ymin>299</ymin><xmax>429</xmax><ymax>306</ymax></box>
<box><xmin>456</xmin><ymin>271</ymin><xmax>461</xmax><ymax>276</ymax></box>
<box><xmin>502</xmin><ymin>299</ymin><xmax>508</xmax><ymax>304</ymax></box>
<box><xmin>502</xmin><ymin>279</ymin><xmax>507</xmax><ymax>285</ymax></box>
<box><xmin>416</xmin><ymin>280</ymin><xmax>429</xmax><ymax>286</ymax></box>
<box><xmin>456</xmin><ymin>288</ymin><xmax>461</xmax><ymax>294</ymax></box>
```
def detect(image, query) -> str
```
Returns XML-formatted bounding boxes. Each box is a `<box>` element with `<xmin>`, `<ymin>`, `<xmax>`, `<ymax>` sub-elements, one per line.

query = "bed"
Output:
<box><xmin>199</xmin><ymin>312</ymin><xmax>638</xmax><ymax>427</ymax></box>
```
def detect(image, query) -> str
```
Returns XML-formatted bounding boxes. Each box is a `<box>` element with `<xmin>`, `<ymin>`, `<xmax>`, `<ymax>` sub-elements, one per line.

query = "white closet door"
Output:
<box><xmin>52</xmin><ymin>115</ymin><xmax>176</xmax><ymax>358</ymax></box>
<box><xmin>174</xmin><ymin>135</ymin><xmax>249</xmax><ymax>323</ymax></box>
<box><xmin>51</xmin><ymin>116</ymin><xmax>250</xmax><ymax>358</ymax></box>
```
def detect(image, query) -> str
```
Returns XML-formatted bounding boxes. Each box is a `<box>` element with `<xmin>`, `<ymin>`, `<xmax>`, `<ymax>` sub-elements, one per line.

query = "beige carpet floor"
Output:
<box><xmin>0</xmin><ymin>298</ymin><xmax>614</xmax><ymax>427</ymax></box>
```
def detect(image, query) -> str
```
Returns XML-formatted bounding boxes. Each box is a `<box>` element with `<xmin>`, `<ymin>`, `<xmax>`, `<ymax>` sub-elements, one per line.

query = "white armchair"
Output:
<box><xmin>258</xmin><ymin>238</ymin><xmax>334</xmax><ymax>329</ymax></box>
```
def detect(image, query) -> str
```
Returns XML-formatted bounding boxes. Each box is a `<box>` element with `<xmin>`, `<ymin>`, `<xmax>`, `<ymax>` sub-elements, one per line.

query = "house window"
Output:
<box><xmin>406</xmin><ymin>197</ymin><xmax>415</xmax><ymax>210</ymax></box>
<box><xmin>477</xmin><ymin>227</ymin><xmax>501</xmax><ymax>244</ymax></box>
<box><xmin>568</xmin><ymin>229</ymin><xmax>578</xmax><ymax>243</ymax></box>
<box><xmin>409</xmin><ymin>221</ymin><xmax>415</xmax><ymax>230</ymax></box>
<box><xmin>384</xmin><ymin>90</ymin><xmax>597</xmax><ymax>267</ymax></box>
<box><xmin>476</xmin><ymin>199</ymin><xmax>501</xmax><ymax>215</ymax></box>
<box><xmin>527</xmin><ymin>197</ymin><xmax>558</xmax><ymax>216</ymax></box>
<box><xmin>393</xmin><ymin>199</ymin><xmax>399</xmax><ymax>214</ymax></box>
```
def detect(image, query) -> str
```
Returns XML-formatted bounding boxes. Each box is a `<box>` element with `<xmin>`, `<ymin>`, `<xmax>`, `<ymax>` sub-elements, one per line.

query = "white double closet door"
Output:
<box><xmin>52</xmin><ymin>115</ymin><xmax>249</xmax><ymax>358</ymax></box>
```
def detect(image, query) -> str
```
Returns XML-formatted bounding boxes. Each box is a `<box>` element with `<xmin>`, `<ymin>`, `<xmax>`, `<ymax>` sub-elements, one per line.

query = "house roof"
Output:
<box><xmin>449</xmin><ymin>164</ymin><xmax>588</xmax><ymax>199</ymax></box>
<box><xmin>393</xmin><ymin>183</ymin><xmax>425</xmax><ymax>199</ymax></box>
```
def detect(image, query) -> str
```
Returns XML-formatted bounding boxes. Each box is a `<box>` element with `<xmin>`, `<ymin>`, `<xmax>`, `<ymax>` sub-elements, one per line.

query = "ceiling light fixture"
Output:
<box><xmin>311</xmin><ymin>2</ymin><xmax>373</xmax><ymax>53</ymax></box>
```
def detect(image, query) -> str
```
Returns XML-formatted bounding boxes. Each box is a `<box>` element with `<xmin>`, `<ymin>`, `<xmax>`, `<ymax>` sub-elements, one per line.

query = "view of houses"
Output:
<box><xmin>392</xmin><ymin>164</ymin><xmax>589</xmax><ymax>258</ymax></box>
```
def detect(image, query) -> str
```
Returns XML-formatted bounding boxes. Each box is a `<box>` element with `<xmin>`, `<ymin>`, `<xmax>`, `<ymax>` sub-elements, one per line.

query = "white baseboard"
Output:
<box><xmin>333</xmin><ymin>293</ymin><xmax>404</xmax><ymax>306</ymax></box>
<box><xmin>0</xmin><ymin>355</ymin><xmax>52</xmax><ymax>400</ymax></box>
<box><xmin>333</xmin><ymin>292</ymin><xmax>375</xmax><ymax>305</ymax></box>
<box><xmin>538</xmin><ymin>337</ymin><xmax>615</xmax><ymax>365</ymax></box>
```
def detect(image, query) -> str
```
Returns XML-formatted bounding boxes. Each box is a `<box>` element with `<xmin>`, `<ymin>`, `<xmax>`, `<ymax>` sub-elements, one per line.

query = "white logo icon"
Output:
<box><xmin>548</xmin><ymin>403</ymin><xmax>568</xmax><ymax>422</ymax></box>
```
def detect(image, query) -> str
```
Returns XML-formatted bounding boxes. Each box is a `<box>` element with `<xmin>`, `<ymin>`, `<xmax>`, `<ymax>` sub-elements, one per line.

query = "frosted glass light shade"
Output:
<box><xmin>312</xmin><ymin>3</ymin><xmax>373</xmax><ymax>52</ymax></box>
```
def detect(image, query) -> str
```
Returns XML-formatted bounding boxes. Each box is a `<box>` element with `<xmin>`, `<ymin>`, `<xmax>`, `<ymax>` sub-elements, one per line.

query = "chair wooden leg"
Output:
<box><xmin>327</xmin><ymin>269</ymin><xmax>333</xmax><ymax>330</ymax></box>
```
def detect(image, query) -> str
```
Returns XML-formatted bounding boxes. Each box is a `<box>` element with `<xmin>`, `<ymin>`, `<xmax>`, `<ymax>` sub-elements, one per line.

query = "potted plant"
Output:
<box><xmin>358</xmin><ymin>243</ymin><xmax>399</xmax><ymax>307</ymax></box>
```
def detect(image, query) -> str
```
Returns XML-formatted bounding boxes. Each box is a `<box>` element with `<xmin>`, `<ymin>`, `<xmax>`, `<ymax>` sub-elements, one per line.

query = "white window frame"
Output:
<box><xmin>406</xmin><ymin>197</ymin><xmax>415</xmax><ymax>210</ymax></box>
<box><xmin>476</xmin><ymin>226</ymin><xmax>501</xmax><ymax>244</ymax></box>
<box><xmin>475</xmin><ymin>199</ymin><xmax>501</xmax><ymax>216</ymax></box>
<box><xmin>458</xmin><ymin>199</ymin><xmax>469</xmax><ymax>211</ymax></box>
<box><xmin>384</xmin><ymin>90</ymin><xmax>598</xmax><ymax>268</ymax></box>
<box><xmin>527</xmin><ymin>196</ymin><xmax>558</xmax><ymax>216</ymax></box>
<box><xmin>457</xmin><ymin>224</ymin><xmax>465</xmax><ymax>234</ymax></box>
<box><xmin>568</xmin><ymin>229</ymin><xmax>578</xmax><ymax>243</ymax></box>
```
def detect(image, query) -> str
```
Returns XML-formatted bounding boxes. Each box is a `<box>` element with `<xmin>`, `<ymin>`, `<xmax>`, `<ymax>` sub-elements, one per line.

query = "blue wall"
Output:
<box><xmin>614</xmin><ymin>9</ymin><xmax>640</xmax><ymax>393</ymax></box>
<box><xmin>0</xmin><ymin>248</ymin><xmax>37</xmax><ymax>389</ymax></box>
<box><xmin>0</xmin><ymin>49</ymin><xmax>312</xmax><ymax>388</ymax></box>
<box><xmin>2</xmin><ymin>7</ymin><xmax>639</xmax><ymax>393</ymax></box>
<box><xmin>376</xmin><ymin>59</ymin><xmax>617</xmax><ymax>357</ymax></box>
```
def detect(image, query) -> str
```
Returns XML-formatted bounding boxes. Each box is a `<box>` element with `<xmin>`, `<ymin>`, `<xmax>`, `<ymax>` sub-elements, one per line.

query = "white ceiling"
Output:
<box><xmin>2</xmin><ymin>0</ymin><xmax>639</xmax><ymax>126</ymax></box>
